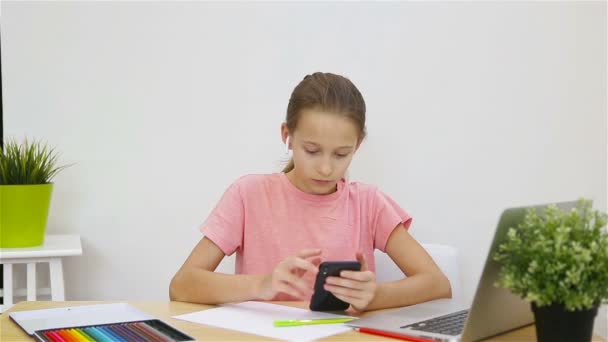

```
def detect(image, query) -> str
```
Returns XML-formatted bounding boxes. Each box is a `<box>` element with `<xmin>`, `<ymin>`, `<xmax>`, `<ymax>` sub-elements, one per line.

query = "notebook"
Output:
<box><xmin>10</xmin><ymin>303</ymin><xmax>195</xmax><ymax>342</ymax></box>
<box><xmin>347</xmin><ymin>201</ymin><xmax>578</xmax><ymax>342</ymax></box>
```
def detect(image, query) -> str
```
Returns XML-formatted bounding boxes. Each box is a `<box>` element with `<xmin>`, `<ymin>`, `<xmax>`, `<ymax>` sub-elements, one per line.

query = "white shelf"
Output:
<box><xmin>0</xmin><ymin>235</ymin><xmax>82</xmax><ymax>260</ymax></box>
<box><xmin>1</xmin><ymin>234</ymin><xmax>82</xmax><ymax>311</ymax></box>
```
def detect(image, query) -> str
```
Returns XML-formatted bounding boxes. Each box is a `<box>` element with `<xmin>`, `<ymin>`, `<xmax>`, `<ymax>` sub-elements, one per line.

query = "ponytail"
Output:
<box><xmin>282</xmin><ymin>159</ymin><xmax>294</xmax><ymax>173</ymax></box>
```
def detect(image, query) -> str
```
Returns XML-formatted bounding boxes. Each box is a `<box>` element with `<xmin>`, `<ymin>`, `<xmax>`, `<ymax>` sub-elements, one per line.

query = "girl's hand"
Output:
<box><xmin>256</xmin><ymin>248</ymin><xmax>321</xmax><ymax>300</ymax></box>
<box><xmin>324</xmin><ymin>252</ymin><xmax>377</xmax><ymax>312</ymax></box>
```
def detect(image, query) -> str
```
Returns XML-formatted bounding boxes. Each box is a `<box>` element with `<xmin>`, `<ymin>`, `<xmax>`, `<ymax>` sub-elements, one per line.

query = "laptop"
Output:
<box><xmin>347</xmin><ymin>201</ymin><xmax>578</xmax><ymax>342</ymax></box>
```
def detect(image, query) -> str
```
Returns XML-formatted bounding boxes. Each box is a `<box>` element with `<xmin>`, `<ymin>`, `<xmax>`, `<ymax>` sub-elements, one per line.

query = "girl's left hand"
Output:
<box><xmin>323</xmin><ymin>252</ymin><xmax>377</xmax><ymax>312</ymax></box>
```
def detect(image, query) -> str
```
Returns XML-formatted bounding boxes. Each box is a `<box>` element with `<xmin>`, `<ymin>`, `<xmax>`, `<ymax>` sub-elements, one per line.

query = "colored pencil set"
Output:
<box><xmin>34</xmin><ymin>319</ymin><xmax>193</xmax><ymax>342</ymax></box>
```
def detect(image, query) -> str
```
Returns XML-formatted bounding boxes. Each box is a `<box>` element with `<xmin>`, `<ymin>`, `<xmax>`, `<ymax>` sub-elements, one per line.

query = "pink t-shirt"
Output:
<box><xmin>200</xmin><ymin>173</ymin><xmax>412</xmax><ymax>300</ymax></box>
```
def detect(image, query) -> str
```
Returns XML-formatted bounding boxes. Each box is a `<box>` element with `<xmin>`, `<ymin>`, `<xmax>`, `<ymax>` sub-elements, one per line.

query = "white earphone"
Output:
<box><xmin>285</xmin><ymin>136</ymin><xmax>291</xmax><ymax>155</ymax></box>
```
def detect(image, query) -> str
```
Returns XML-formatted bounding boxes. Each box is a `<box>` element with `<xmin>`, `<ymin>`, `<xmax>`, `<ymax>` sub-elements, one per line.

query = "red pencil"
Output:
<box><xmin>354</xmin><ymin>327</ymin><xmax>440</xmax><ymax>342</ymax></box>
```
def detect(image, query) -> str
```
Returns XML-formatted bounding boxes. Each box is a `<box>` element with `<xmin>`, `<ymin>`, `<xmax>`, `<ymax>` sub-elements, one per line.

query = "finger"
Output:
<box><xmin>345</xmin><ymin>306</ymin><xmax>360</xmax><ymax>315</ymax></box>
<box><xmin>282</xmin><ymin>272</ymin><xmax>315</xmax><ymax>295</ymax></box>
<box><xmin>296</xmin><ymin>257</ymin><xmax>322</xmax><ymax>277</ymax></box>
<box><xmin>331</xmin><ymin>292</ymin><xmax>359</xmax><ymax>304</ymax></box>
<box><xmin>325</xmin><ymin>276</ymin><xmax>365</xmax><ymax>291</ymax></box>
<box><xmin>289</xmin><ymin>257</ymin><xmax>320</xmax><ymax>275</ymax></box>
<box><xmin>324</xmin><ymin>284</ymin><xmax>360</xmax><ymax>301</ymax></box>
<box><xmin>356</xmin><ymin>251</ymin><xmax>369</xmax><ymax>271</ymax></box>
<box><xmin>339</xmin><ymin>270</ymin><xmax>375</xmax><ymax>282</ymax></box>
<box><xmin>296</xmin><ymin>248</ymin><xmax>322</xmax><ymax>259</ymax></box>
<box><xmin>332</xmin><ymin>292</ymin><xmax>366</xmax><ymax>312</ymax></box>
<box><xmin>276</xmin><ymin>281</ymin><xmax>307</xmax><ymax>299</ymax></box>
<box><xmin>326</xmin><ymin>285</ymin><xmax>371</xmax><ymax>311</ymax></box>
<box><xmin>331</xmin><ymin>293</ymin><xmax>354</xmax><ymax>305</ymax></box>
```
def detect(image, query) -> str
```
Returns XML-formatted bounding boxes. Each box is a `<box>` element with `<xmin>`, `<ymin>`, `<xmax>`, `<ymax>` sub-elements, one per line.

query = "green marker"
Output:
<box><xmin>274</xmin><ymin>317</ymin><xmax>355</xmax><ymax>327</ymax></box>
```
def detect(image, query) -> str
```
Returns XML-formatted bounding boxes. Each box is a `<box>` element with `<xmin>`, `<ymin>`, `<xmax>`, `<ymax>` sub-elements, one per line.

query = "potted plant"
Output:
<box><xmin>0</xmin><ymin>138</ymin><xmax>68</xmax><ymax>247</ymax></box>
<box><xmin>494</xmin><ymin>199</ymin><xmax>608</xmax><ymax>342</ymax></box>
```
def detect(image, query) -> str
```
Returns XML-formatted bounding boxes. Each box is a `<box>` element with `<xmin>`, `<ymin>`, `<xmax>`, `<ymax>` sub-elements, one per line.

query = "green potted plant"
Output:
<box><xmin>0</xmin><ymin>138</ymin><xmax>68</xmax><ymax>247</ymax></box>
<box><xmin>494</xmin><ymin>199</ymin><xmax>608</xmax><ymax>342</ymax></box>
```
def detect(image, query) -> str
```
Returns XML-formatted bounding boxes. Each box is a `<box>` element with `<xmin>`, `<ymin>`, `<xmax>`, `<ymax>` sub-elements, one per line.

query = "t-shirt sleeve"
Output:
<box><xmin>372</xmin><ymin>189</ymin><xmax>412</xmax><ymax>252</ymax></box>
<box><xmin>199</xmin><ymin>180</ymin><xmax>244</xmax><ymax>256</ymax></box>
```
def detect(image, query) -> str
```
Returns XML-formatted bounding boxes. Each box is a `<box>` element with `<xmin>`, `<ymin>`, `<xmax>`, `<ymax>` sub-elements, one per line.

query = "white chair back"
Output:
<box><xmin>374</xmin><ymin>243</ymin><xmax>461</xmax><ymax>300</ymax></box>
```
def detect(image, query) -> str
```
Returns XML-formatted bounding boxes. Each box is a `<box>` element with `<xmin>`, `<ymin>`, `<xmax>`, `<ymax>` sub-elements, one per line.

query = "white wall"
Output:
<box><xmin>3</xmin><ymin>1</ymin><xmax>606</xmax><ymax>337</ymax></box>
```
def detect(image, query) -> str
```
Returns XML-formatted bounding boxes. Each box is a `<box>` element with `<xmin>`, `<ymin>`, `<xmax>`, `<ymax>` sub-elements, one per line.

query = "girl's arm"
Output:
<box><xmin>366</xmin><ymin>224</ymin><xmax>452</xmax><ymax>310</ymax></box>
<box><xmin>169</xmin><ymin>237</ymin><xmax>320</xmax><ymax>304</ymax></box>
<box><xmin>170</xmin><ymin>237</ymin><xmax>259</xmax><ymax>303</ymax></box>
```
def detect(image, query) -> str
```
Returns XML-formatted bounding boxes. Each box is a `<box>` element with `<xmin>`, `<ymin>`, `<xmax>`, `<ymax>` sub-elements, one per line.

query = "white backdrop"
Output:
<box><xmin>2</xmin><ymin>1</ymin><xmax>606</xmax><ymax>336</ymax></box>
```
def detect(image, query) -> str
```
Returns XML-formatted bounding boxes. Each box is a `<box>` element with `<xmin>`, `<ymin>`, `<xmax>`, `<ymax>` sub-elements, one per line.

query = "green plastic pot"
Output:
<box><xmin>0</xmin><ymin>184</ymin><xmax>53</xmax><ymax>247</ymax></box>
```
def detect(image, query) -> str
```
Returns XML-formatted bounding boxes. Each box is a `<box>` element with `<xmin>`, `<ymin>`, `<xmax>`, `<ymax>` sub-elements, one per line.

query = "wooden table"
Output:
<box><xmin>1</xmin><ymin>301</ymin><xmax>605</xmax><ymax>341</ymax></box>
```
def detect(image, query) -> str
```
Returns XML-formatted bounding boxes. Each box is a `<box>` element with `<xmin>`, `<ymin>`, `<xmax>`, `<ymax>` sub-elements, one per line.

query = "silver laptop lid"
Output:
<box><xmin>461</xmin><ymin>201</ymin><xmax>578</xmax><ymax>341</ymax></box>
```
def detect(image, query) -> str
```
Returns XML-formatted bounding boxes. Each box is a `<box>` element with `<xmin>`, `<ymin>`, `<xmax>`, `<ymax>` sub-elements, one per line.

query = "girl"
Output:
<box><xmin>170</xmin><ymin>72</ymin><xmax>451</xmax><ymax>312</ymax></box>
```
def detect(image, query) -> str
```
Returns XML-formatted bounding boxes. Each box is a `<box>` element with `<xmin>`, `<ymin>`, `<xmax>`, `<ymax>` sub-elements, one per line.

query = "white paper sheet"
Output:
<box><xmin>172</xmin><ymin>301</ymin><xmax>355</xmax><ymax>341</ymax></box>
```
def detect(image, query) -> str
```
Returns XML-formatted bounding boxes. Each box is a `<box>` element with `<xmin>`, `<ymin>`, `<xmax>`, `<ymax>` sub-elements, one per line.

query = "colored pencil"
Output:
<box><xmin>354</xmin><ymin>327</ymin><xmax>439</xmax><ymax>342</ymax></box>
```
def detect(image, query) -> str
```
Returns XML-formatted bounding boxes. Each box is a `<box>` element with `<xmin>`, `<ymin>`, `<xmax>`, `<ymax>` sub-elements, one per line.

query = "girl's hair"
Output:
<box><xmin>282</xmin><ymin>72</ymin><xmax>367</xmax><ymax>173</ymax></box>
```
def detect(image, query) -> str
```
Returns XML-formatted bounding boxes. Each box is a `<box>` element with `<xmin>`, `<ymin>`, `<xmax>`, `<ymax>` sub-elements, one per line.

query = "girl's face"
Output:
<box><xmin>284</xmin><ymin>109</ymin><xmax>360</xmax><ymax>195</ymax></box>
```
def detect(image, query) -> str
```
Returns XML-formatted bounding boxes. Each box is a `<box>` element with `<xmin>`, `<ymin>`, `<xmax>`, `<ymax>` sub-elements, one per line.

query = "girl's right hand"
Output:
<box><xmin>256</xmin><ymin>248</ymin><xmax>322</xmax><ymax>300</ymax></box>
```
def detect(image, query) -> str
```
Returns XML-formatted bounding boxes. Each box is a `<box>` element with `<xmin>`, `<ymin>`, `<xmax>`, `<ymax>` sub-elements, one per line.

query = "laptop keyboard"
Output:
<box><xmin>400</xmin><ymin>309</ymin><xmax>469</xmax><ymax>336</ymax></box>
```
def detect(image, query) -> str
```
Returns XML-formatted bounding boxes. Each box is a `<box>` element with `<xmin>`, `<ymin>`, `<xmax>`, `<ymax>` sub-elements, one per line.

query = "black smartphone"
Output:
<box><xmin>309</xmin><ymin>261</ymin><xmax>361</xmax><ymax>311</ymax></box>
